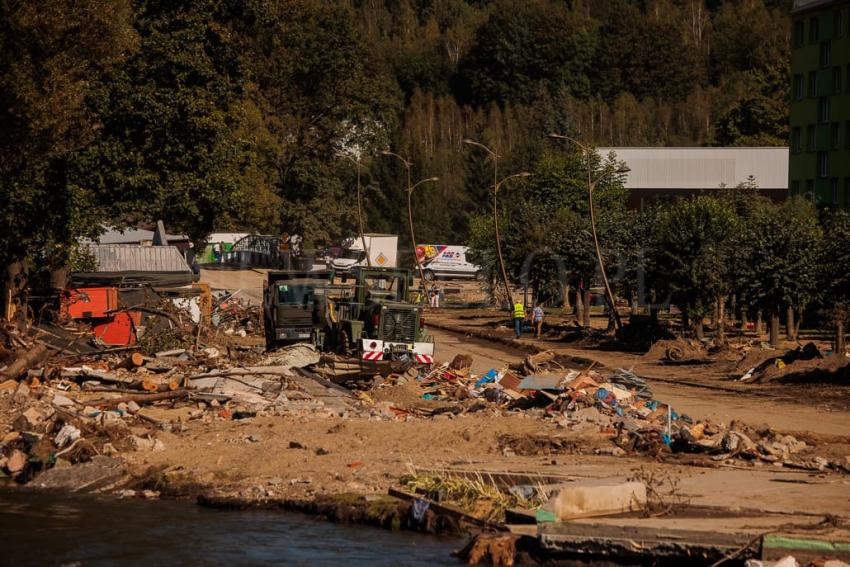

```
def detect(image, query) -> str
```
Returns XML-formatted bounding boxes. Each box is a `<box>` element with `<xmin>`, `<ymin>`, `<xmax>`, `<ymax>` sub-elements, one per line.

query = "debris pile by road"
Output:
<box><xmin>0</xmin><ymin>318</ymin><xmax>360</xmax><ymax>485</ymax></box>
<box><xmin>356</xmin><ymin>351</ymin><xmax>850</xmax><ymax>473</ymax></box>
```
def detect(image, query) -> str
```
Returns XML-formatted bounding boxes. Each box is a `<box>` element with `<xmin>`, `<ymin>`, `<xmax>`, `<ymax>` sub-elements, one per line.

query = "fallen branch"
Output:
<box><xmin>190</xmin><ymin>367</ymin><xmax>293</xmax><ymax>379</ymax></box>
<box><xmin>1</xmin><ymin>343</ymin><xmax>49</xmax><ymax>378</ymax></box>
<box><xmin>87</xmin><ymin>389</ymin><xmax>190</xmax><ymax>407</ymax></box>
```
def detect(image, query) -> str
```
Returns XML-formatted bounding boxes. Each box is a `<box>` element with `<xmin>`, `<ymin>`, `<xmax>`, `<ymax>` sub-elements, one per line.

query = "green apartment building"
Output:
<box><xmin>789</xmin><ymin>0</ymin><xmax>850</xmax><ymax>206</ymax></box>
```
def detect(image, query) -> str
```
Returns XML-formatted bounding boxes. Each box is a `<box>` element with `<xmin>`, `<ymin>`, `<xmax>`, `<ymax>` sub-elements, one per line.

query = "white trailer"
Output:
<box><xmin>331</xmin><ymin>234</ymin><xmax>398</xmax><ymax>272</ymax></box>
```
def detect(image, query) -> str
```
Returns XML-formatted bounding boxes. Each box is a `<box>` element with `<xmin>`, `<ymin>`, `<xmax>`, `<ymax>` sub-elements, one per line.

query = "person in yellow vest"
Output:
<box><xmin>513</xmin><ymin>301</ymin><xmax>525</xmax><ymax>338</ymax></box>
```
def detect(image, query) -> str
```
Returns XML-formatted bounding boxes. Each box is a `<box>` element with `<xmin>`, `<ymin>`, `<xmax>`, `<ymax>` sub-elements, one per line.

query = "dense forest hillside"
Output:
<box><xmin>0</xmin><ymin>0</ymin><xmax>792</xmax><ymax>270</ymax></box>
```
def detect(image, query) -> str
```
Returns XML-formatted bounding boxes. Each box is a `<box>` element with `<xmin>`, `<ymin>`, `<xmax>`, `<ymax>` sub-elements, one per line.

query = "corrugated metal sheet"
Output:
<box><xmin>597</xmin><ymin>147</ymin><xmax>789</xmax><ymax>191</ymax></box>
<box><xmin>86</xmin><ymin>244</ymin><xmax>191</xmax><ymax>273</ymax></box>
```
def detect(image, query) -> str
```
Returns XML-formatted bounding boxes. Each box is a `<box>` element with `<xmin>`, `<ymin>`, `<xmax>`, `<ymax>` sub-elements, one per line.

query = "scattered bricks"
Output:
<box><xmin>52</xmin><ymin>394</ymin><xmax>75</xmax><ymax>408</ymax></box>
<box><xmin>2</xmin><ymin>431</ymin><xmax>21</xmax><ymax>444</ymax></box>
<box><xmin>13</xmin><ymin>382</ymin><xmax>29</xmax><ymax>400</ymax></box>
<box><xmin>13</xmin><ymin>407</ymin><xmax>44</xmax><ymax>432</ymax></box>
<box><xmin>6</xmin><ymin>449</ymin><xmax>27</xmax><ymax>474</ymax></box>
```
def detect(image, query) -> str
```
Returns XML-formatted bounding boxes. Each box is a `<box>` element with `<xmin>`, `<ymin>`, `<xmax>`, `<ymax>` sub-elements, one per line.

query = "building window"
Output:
<box><xmin>833</xmin><ymin>123</ymin><xmax>842</xmax><ymax>149</ymax></box>
<box><xmin>807</xmin><ymin>125</ymin><xmax>816</xmax><ymax>151</ymax></box>
<box><xmin>818</xmin><ymin>152</ymin><xmax>829</xmax><ymax>178</ymax></box>
<box><xmin>834</xmin><ymin>67</ymin><xmax>843</xmax><ymax>94</ymax></box>
<box><xmin>831</xmin><ymin>179</ymin><xmax>839</xmax><ymax>204</ymax></box>
<box><xmin>805</xmin><ymin>179</ymin><xmax>815</xmax><ymax>198</ymax></box>
<box><xmin>795</xmin><ymin>21</ymin><xmax>805</xmax><ymax>47</ymax></box>
<box><xmin>820</xmin><ymin>41</ymin><xmax>831</xmax><ymax>67</ymax></box>
<box><xmin>793</xmin><ymin>74</ymin><xmax>804</xmax><ymax>100</ymax></box>
<box><xmin>819</xmin><ymin>97</ymin><xmax>830</xmax><ymax>123</ymax></box>
<box><xmin>809</xmin><ymin>71</ymin><xmax>817</xmax><ymax>97</ymax></box>
<box><xmin>792</xmin><ymin>127</ymin><xmax>802</xmax><ymax>153</ymax></box>
<box><xmin>836</xmin><ymin>10</ymin><xmax>845</xmax><ymax>37</ymax></box>
<box><xmin>810</xmin><ymin>17</ymin><xmax>819</xmax><ymax>43</ymax></box>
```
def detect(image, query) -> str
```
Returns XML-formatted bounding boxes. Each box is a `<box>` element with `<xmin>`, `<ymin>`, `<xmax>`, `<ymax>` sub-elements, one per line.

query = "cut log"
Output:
<box><xmin>1</xmin><ymin>343</ymin><xmax>49</xmax><ymax>378</ymax></box>
<box><xmin>116</xmin><ymin>352</ymin><xmax>146</xmax><ymax>369</ymax></box>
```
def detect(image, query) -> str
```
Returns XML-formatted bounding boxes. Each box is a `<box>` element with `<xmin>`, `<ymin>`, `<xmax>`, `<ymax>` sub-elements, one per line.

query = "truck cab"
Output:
<box><xmin>263</xmin><ymin>270</ymin><xmax>333</xmax><ymax>348</ymax></box>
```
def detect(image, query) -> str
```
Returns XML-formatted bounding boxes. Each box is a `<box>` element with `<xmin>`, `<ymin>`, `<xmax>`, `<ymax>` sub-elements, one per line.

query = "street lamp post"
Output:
<box><xmin>462</xmin><ymin>139</ymin><xmax>527</xmax><ymax>311</ymax></box>
<box><xmin>379</xmin><ymin>150</ymin><xmax>438</xmax><ymax>287</ymax></box>
<box><xmin>339</xmin><ymin>154</ymin><xmax>371</xmax><ymax>267</ymax></box>
<box><xmin>548</xmin><ymin>133</ymin><xmax>628</xmax><ymax>334</ymax></box>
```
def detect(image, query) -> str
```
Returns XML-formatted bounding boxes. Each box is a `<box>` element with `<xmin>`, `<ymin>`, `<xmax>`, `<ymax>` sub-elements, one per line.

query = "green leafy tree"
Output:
<box><xmin>735</xmin><ymin>198</ymin><xmax>823</xmax><ymax>346</ymax></box>
<box><xmin>71</xmin><ymin>0</ymin><xmax>251</xmax><ymax>243</ymax></box>
<box><xmin>650</xmin><ymin>196</ymin><xmax>740</xmax><ymax>339</ymax></box>
<box><xmin>819</xmin><ymin>211</ymin><xmax>850</xmax><ymax>353</ymax></box>
<box><xmin>0</xmin><ymin>0</ymin><xmax>135</xmax><ymax>315</ymax></box>
<box><xmin>456</xmin><ymin>0</ymin><xmax>596</xmax><ymax>105</ymax></box>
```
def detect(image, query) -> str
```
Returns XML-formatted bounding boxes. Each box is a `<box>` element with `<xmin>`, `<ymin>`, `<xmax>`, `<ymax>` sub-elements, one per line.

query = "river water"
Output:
<box><xmin>0</xmin><ymin>488</ymin><xmax>464</xmax><ymax>566</ymax></box>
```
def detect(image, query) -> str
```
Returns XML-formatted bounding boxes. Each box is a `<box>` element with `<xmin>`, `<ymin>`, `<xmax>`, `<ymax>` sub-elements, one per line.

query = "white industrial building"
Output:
<box><xmin>597</xmin><ymin>147</ymin><xmax>789</xmax><ymax>209</ymax></box>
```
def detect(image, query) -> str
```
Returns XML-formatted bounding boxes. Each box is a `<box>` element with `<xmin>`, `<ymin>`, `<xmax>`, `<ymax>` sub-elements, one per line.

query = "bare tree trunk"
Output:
<box><xmin>631</xmin><ymin>290</ymin><xmax>639</xmax><ymax>317</ymax></box>
<box><xmin>4</xmin><ymin>261</ymin><xmax>25</xmax><ymax>324</ymax></box>
<box><xmin>740</xmin><ymin>311</ymin><xmax>749</xmax><ymax>332</ymax></box>
<box><xmin>756</xmin><ymin>311</ymin><xmax>764</xmax><ymax>335</ymax></box>
<box><xmin>769</xmin><ymin>308</ymin><xmax>780</xmax><ymax>347</ymax></box>
<box><xmin>694</xmin><ymin>319</ymin><xmax>704</xmax><ymax>340</ymax></box>
<box><xmin>582</xmin><ymin>289</ymin><xmax>591</xmax><ymax>328</ymax></box>
<box><xmin>786</xmin><ymin>305</ymin><xmax>796</xmax><ymax>341</ymax></box>
<box><xmin>715</xmin><ymin>296</ymin><xmax>726</xmax><ymax>347</ymax></box>
<box><xmin>575</xmin><ymin>288</ymin><xmax>583</xmax><ymax>321</ymax></box>
<box><xmin>836</xmin><ymin>319</ymin><xmax>846</xmax><ymax>355</ymax></box>
<box><xmin>563</xmin><ymin>284</ymin><xmax>571</xmax><ymax>310</ymax></box>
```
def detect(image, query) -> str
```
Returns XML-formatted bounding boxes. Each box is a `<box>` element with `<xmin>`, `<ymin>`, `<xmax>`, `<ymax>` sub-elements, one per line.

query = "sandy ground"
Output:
<box><xmin>127</xmin><ymin>269</ymin><xmax>848</xmax><ymax>533</ymax></box>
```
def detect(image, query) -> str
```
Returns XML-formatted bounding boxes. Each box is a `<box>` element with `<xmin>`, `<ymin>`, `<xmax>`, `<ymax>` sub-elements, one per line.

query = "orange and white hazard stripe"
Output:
<box><xmin>362</xmin><ymin>351</ymin><xmax>384</xmax><ymax>361</ymax></box>
<box><xmin>415</xmin><ymin>354</ymin><xmax>433</xmax><ymax>364</ymax></box>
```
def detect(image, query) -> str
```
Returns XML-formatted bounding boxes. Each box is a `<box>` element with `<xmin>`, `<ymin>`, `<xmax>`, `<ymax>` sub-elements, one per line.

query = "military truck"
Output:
<box><xmin>263</xmin><ymin>270</ymin><xmax>333</xmax><ymax>348</ymax></box>
<box><xmin>317</xmin><ymin>267</ymin><xmax>434</xmax><ymax>363</ymax></box>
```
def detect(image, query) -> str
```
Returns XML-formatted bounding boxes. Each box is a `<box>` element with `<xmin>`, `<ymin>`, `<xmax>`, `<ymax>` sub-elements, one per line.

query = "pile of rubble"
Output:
<box><xmin>354</xmin><ymin>351</ymin><xmax>850</xmax><ymax>473</ymax></box>
<box><xmin>0</xmin><ymin>322</ymin><xmax>362</xmax><ymax>485</ymax></box>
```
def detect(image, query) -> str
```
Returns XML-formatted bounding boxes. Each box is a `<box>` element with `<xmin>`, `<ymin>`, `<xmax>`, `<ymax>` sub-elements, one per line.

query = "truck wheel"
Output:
<box><xmin>423</xmin><ymin>270</ymin><xmax>435</xmax><ymax>281</ymax></box>
<box><xmin>337</xmin><ymin>330</ymin><xmax>350</xmax><ymax>355</ymax></box>
<box><xmin>263</xmin><ymin>317</ymin><xmax>276</xmax><ymax>350</ymax></box>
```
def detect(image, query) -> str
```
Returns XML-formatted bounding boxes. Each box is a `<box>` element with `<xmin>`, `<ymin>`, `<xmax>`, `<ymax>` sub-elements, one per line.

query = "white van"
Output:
<box><xmin>419</xmin><ymin>245</ymin><xmax>484</xmax><ymax>281</ymax></box>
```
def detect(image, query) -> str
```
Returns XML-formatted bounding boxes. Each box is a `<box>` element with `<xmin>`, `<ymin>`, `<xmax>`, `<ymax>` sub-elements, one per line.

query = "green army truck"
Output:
<box><xmin>317</xmin><ymin>267</ymin><xmax>434</xmax><ymax>363</ymax></box>
<box><xmin>263</xmin><ymin>270</ymin><xmax>333</xmax><ymax>349</ymax></box>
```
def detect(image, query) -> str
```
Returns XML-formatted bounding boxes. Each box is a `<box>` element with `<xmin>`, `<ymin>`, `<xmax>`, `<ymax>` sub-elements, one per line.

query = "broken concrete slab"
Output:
<box><xmin>129</xmin><ymin>435</ymin><xmax>165</xmax><ymax>452</ymax></box>
<box><xmin>544</xmin><ymin>481</ymin><xmax>647</xmax><ymax>521</ymax></box>
<box><xmin>32</xmin><ymin>456</ymin><xmax>128</xmax><ymax>492</ymax></box>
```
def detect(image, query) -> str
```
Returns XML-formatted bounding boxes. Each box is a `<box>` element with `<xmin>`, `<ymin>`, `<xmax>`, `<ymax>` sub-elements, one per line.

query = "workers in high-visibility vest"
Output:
<box><xmin>513</xmin><ymin>301</ymin><xmax>525</xmax><ymax>338</ymax></box>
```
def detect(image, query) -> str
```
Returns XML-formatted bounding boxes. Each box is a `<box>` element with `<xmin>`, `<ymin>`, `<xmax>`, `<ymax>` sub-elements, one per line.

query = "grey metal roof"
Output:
<box><xmin>86</xmin><ymin>244</ymin><xmax>192</xmax><ymax>273</ymax></box>
<box><xmin>597</xmin><ymin>147</ymin><xmax>789</xmax><ymax>191</ymax></box>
